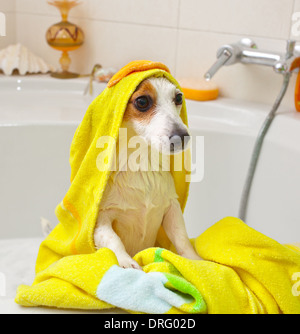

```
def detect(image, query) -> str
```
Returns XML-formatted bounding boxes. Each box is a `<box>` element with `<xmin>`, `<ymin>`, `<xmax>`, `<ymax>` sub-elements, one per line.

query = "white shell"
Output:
<box><xmin>0</xmin><ymin>43</ymin><xmax>56</xmax><ymax>76</ymax></box>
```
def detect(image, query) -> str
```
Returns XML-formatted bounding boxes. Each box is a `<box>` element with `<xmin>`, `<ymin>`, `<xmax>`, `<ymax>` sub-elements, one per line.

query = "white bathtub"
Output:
<box><xmin>1</xmin><ymin>75</ymin><xmax>300</xmax><ymax>313</ymax></box>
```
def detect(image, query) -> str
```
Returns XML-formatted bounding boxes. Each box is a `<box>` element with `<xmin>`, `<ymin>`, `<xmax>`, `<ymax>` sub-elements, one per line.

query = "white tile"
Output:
<box><xmin>15</xmin><ymin>13</ymin><xmax>58</xmax><ymax>67</ymax></box>
<box><xmin>0</xmin><ymin>13</ymin><xmax>16</xmax><ymax>49</ymax></box>
<box><xmin>15</xmin><ymin>0</ymin><xmax>86</xmax><ymax>18</ymax></box>
<box><xmin>15</xmin><ymin>0</ymin><xmax>91</xmax><ymax>21</ymax></box>
<box><xmin>0</xmin><ymin>0</ymin><xmax>16</xmax><ymax>13</ymax></box>
<box><xmin>15</xmin><ymin>0</ymin><xmax>180</xmax><ymax>28</ymax></box>
<box><xmin>15</xmin><ymin>0</ymin><xmax>94</xmax><ymax>21</ymax></box>
<box><xmin>84</xmin><ymin>0</ymin><xmax>180</xmax><ymax>28</ymax></box>
<box><xmin>179</xmin><ymin>0</ymin><xmax>294</xmax><ymax>40</ymax></box>
<box><xmin>15</xmin><ymin>0</ymin><xmax>57</xmax><ymax>16</ymax></box>
<box><xmin>15</xmin><ymin>0</ymin><xmax>91</xmax><ymax>23</ymax></box>
<box><xmin>73</xmin><ymin>19</ymin><xmax>178</xmax><ymax>74</ymax></box>
<box><xmin>175</xmin><ymin>29</ymin><xmax>295</xmax><ymax>109</ymax></box>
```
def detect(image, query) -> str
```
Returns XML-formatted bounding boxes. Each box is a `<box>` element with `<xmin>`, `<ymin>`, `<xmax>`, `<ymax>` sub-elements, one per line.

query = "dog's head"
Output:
<box><xmin>122</xmin><ymin>77</ymin><xmax>190</xmax><ymax>154</ymax></box>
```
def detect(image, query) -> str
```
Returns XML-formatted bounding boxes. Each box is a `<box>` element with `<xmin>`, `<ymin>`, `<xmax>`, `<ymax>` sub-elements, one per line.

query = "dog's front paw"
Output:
<box><xmin>118</xmin><ymin>255</ymin><xmax>142</xmax><ymax>270</ymax></box>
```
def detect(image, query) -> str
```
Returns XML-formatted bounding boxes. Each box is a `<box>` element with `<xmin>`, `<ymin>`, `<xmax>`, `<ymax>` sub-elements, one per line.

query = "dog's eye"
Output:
<box><xmin>134</xmin><ymin>96</ymin><xmax>152</xmax><ymax>112</ymax></box>
<box><xmin>175</xmin><ymin>93</ymin><xmax>183</xmax><ymax>106</ymax></box>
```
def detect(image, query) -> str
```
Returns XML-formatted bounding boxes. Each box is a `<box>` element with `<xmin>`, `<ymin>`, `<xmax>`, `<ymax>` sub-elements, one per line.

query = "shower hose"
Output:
<box><xmin>238</xmin><ymin>73</ymin><xmax>291</xmax><ymax>222</ymax></box>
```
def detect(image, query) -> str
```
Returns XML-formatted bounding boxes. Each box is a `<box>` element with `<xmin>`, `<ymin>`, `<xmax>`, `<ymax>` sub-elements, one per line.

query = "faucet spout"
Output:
<box><xmin>204</xmin><ymin>48</ymin><xmax>232</xmax><ymax>80</ymax></box>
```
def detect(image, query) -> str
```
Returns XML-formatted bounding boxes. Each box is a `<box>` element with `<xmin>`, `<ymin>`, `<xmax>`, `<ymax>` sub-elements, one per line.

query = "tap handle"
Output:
<box><xmin>204</xmin><ymin>48</ymin><xmax>232</xmax><ymax>80</ymax></box>
<box><xmin>286</xmin><ymin>40</ymin><xmax>296</xmax><ymax>58</ymax></box>
<box><xmin>274</xmin><ymin>40</ymin><xmax>298</xmax><ymax>74</ymax></box>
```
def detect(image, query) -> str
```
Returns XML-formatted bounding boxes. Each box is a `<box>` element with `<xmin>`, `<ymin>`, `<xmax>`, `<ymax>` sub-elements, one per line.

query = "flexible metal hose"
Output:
<box><xmin>238</xmin><ymin>73</ymin><xmax>291</xmax><ymax>222</ymax></box>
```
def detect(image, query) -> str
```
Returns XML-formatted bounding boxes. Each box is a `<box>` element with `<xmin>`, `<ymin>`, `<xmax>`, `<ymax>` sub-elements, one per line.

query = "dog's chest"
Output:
<box><xmin>100</xmin><ymin>170</ymin><xmax>178</xmax><ymax>255</ymax></box>
<box><xmin>101</xmin><ymin>169</ymin><xmax>178</xmax><ymax>216</ymax></box>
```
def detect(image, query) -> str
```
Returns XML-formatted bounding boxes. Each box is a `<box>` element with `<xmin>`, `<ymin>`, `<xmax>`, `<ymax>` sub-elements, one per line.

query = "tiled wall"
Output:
<box><xmin>0</xmin><ymin>0</ymin><xmax>15</xmax><ymax>49</ymax></box>
<box><xmin>1</xmin><ymin>0</ymin><xmax>300</xmax><ymax>109</ymax></box>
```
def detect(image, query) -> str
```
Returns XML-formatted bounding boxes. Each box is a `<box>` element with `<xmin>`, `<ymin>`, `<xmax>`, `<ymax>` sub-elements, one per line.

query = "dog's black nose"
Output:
<box><xmin>169</xmin><ymin>130</ymin><xmax>190</xmax><ymax>143</ymax></box>
<box><xmin>169</xmin><ymin>129</ymin><xmax>190</xmax><ymax>152</ymax></box>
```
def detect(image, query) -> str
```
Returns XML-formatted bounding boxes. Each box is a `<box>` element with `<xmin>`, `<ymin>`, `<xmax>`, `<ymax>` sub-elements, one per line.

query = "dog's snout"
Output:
<box><xmin>169</xmin><ymin>130</ymin><xmax>190</xmax><ymax>143</ymax></box>
<box><xmin>169</xmin><ymin>129</ymin><xmax>190</xmax><ymax>152</ymax></box>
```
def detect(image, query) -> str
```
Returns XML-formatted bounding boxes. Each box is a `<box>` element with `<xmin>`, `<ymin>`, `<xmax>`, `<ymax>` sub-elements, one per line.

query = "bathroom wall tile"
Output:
<box><xmin>15</xmin><ymin>0</ymin><xmax>90</xmax><ymax>19</ymax></box>
<box><xmin>15</xmin><ymin>0</ymin><xmax>180</xmax><ymax>28</ymax></box>
<box><xmin>15</xmin><ymin>0</ymin><xmax>91</xmax><ymax>27</ymax></box>
<box><xmin>175</xmin><ymin>29</ymin><xmax>295</xmax><ymax>109</ymax></box>
<box><xmin>179</xmin><ymin>0</ymin><xmax>295</xmax><ymax>40</ymax></box>
<box><xmin>83</xmin><ymin>0</ymin><xmax>180</xmax><ymax>28</ymax></box>
<box><xmin>16</xmin><ymin>13</ymin><xmax>59</xmax><ymax>68</ymax></box>
<box><xmin>0</xmin><ymin>0</ymin><xmax>16</xmax><ymax>13</ymax></box>
<box><xmin>0</xmin><ymin>13</ymin><xmax>16</xmax><ymax>49</ymax></box>
<box><xmin>73</xmin><ymin>20</ymin><xmax>178</xmax><ymax>74</ymax></box>
<box><xmin>15</xmin><ymin>0</ymin><xmax>57</xmax><ymax>16</ymax></box>
<box><xmin>0</xmin><ymin>0</ymin><xmax>17</xmax><ymax>50</ymax></box>
<box><xmin>15</xmin><ymin>0</ymin><xmax>90</xmax><ymax>20</ymax></box>
<box><xmin>15</xmin><ymin>13</ymin><xmax>178</xmax><ymax>75</ymax></box>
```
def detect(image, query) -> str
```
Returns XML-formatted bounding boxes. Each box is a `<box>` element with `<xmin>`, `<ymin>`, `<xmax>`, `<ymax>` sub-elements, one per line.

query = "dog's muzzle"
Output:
<box><xmin>169</xmin><ymin>129</ymin><xmax>190</xmax><ymax>153</ymax></box>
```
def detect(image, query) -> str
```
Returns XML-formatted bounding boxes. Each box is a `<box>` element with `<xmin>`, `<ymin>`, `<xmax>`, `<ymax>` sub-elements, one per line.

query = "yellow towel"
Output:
<box><xmin>194</xmin><ymin>218</ymin><xmax>300</xmax><ymax>314</ymax></box>
<box><xmin>16</xmin><ymin>217</ymin><xmax>300</xmax><ymax>314</ymax></box>
<box><xmin>15</xmin><ymin>61</ymin><xmax>300</xmax><ymax>314</ymax></box>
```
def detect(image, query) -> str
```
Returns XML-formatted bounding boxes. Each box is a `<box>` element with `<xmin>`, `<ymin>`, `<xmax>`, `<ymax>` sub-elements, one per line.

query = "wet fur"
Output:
<box><xmin>94</xmin><ymin>77</ymin><xmax>201</xmax><ymax>269</ymax></box>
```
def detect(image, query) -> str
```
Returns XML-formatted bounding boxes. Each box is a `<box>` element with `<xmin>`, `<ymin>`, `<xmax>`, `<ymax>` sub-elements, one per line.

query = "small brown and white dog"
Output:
<box><xmin>94</xmin><ymin>77</ymin><xmax>201</xmax><ymax>269</ymax></box>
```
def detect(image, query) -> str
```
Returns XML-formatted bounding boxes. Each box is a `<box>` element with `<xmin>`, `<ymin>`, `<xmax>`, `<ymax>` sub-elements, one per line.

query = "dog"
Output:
<box><xmin>94</xmin><ymin>77</ymin><xmax>201</xmax><ymax>269</ymax></box>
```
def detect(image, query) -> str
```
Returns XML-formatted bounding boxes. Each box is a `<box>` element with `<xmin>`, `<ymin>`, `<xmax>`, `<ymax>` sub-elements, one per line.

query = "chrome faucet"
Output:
<box><xmin>207</xmin><ymin>39</ymin><xmax>300</xmax><ymax>222</ymax></box>
<box><xmin>205</xmin><ymin>38</ymin><xmax>300</xmax><ymax>80</ymax></box>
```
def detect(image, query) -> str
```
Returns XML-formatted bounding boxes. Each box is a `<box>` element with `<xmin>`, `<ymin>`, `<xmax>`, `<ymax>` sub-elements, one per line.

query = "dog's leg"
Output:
<box><xmin>94</xmin><ymin>210</ymin><xmax>141</xmax><ymax>270</ymax></box>
<box><xmin>162</xmin><ymin>200</ymin><xmax>202</xmax><ymax>261</ymax></box>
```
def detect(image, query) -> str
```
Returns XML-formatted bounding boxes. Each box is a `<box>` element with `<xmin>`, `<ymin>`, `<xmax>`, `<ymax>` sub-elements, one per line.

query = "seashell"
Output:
<box><xmin>0</xmin><ymin>43</ymin><xmax>56</xmax><ymax>76</ymax></box>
